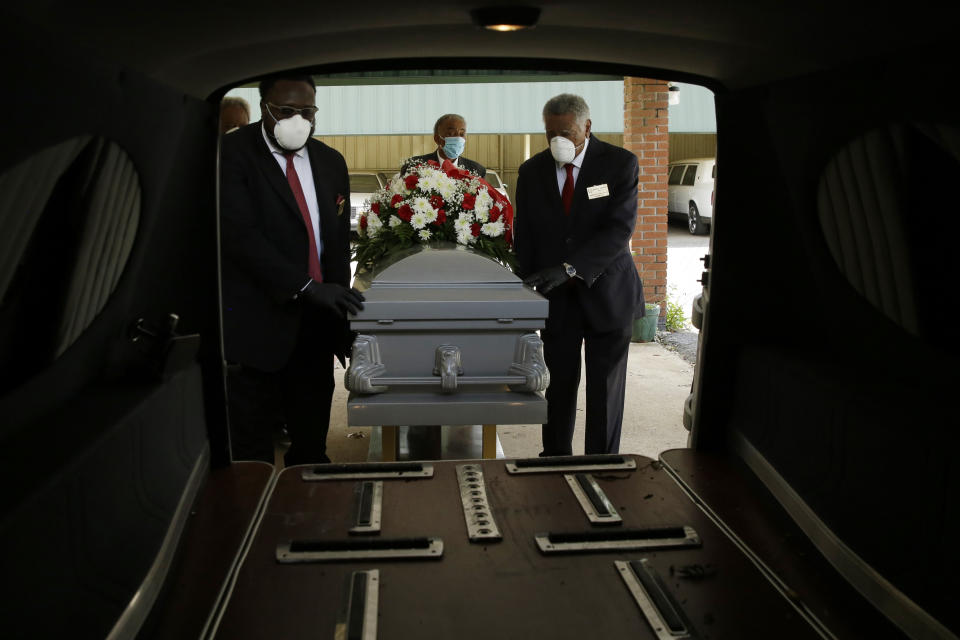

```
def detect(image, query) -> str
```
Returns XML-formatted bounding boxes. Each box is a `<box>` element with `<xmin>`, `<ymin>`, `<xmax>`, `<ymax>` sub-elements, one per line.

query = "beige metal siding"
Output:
<box><xmin>669</xmin><ymin>134</ymin><xmax>717</xmax><ymax>162</ymax></box>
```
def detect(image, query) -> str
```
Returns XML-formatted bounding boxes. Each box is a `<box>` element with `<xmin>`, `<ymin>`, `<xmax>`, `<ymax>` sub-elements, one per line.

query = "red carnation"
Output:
<box><xmin>435</xmin><ymin>209</ymin><xmax>446</xmax><ymax>224</ymax></box>
<box><xmin>404</xmin><ymin>174</ymin><xmax>419</xmax><ymax>190</ymax></box>
<box><xmin>390</xmin><ymin>194</ymin><xmax>403</xmax><ymax>208</ymax></box>
<box><xmin>429</xmin><ymin>195</ymin><xmax>444</xmax><ymax>210</ymax></box>
<box><xmin>397</xmin><ymin>204</ymin><xmax>413</xmax><ymax>222</ymax></box>
<box><xmin>427</xmin><ymin>159</ymin><xmax>440</xmax><ymax>167</ymax></box>
<box><xmin>471</xmin><ymin>222</ymin><xmax>481</xmax><ymax>237</ymax></box>
<box><xmin>371</xmin><ymin>201</ymin><xmax>380</xmax><ymax>214</ymax></box>
<box><xmin>461</xmin><ymin>193</ymin><xmax>476</xmax><ymax>210</ymax></box>
<box><xmin>489</xmin><ymin>206</ymin><xmax>501</xmax><ymax>222</ymax></box>
<box><xmin>360</xmin><ymin>215</ymin><xmax>367</xmax><ymax>230</ymax></box>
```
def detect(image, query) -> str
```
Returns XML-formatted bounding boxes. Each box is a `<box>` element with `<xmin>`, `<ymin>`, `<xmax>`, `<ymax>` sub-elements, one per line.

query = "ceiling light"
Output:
<box><xmin>470</xmin><ymin>6</ymin><xmax>541</xmax><ymax>32</ymax></box>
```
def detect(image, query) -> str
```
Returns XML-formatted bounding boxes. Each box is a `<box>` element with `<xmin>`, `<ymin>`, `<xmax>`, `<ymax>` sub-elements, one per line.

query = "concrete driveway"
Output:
<box><xmin>666</xmin><ymin>219</ymin><xmax>710</xmax><ymax>331</ymax></box>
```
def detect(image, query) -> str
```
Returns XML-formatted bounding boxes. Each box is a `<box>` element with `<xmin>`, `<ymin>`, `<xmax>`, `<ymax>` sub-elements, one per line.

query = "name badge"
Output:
<box><xmin>586</xmin><ymin>184</ymin><xmax>610</xmax><ymax>199</ymax></box>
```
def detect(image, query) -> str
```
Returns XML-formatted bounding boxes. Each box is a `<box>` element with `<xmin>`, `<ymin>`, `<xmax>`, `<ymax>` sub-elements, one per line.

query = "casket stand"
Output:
<box><xmin>346</xmin><ymin>244</ymin><xmax>549</xmax><ymax>460</ymax></box>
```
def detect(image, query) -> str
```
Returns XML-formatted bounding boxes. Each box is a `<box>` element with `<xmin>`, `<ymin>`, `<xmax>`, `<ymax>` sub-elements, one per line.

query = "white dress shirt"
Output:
<box><xmin>261</xmin><ymin>124</ymin><xmax>323</xmax><ymax>260</ymax></box>
<box><xmin>555</xmin><ymin>135</ymin><xmax>590</xmax><ymax>195</ymax></box>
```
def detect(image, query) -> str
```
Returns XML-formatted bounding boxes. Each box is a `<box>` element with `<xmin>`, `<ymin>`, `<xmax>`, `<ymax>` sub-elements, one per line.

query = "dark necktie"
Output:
<box><xmin>561</xmin><ymin>163</ymin><xmax>575</xmax><ymax>215</ymax></box>
<box><xmin>285</xmin><ymin>152</ymin><xmax>322</xmax><ymax>282</ymax></box>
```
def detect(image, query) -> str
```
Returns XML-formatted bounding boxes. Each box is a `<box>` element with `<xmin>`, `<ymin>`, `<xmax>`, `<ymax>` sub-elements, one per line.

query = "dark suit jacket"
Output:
<box><xmin>515</xmin><ymin>137</ymin><xmax>644</xmax><ymax>333</ymax></box>
<box><xmin>220</xmin><ymin>122</ymin><xmax>352</xmax><ymax>372</ymax></box>
<box><xmin>402</xmin><ymin>152</ymin><xmax>486</xmax><ymax>178</ymax></box>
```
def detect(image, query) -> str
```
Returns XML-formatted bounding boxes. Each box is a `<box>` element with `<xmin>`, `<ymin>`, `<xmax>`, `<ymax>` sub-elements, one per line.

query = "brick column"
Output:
<box><xmin>623</xmin><ymin>77</ymin><xmax>669</xmax><ymax>325</ymax></box>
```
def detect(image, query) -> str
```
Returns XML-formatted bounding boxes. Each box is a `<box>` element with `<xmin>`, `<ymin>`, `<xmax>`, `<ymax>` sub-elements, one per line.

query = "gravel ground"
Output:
<box><xmin>657</xmin><ymin>330</ymin><xmax>699</xmax><ymax>365</ymax></box>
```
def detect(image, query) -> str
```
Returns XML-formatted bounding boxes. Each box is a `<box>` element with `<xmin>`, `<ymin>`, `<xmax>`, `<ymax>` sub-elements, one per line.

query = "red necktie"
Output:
<box><xmin>285</xmin><ymin>152</ymin><xmax>322</xmax><ymax>282</ymax></box>
<box><xmin>561</xmin><ymin>163</ymin><xmax>575</xmax><ymax>215</ymax></box>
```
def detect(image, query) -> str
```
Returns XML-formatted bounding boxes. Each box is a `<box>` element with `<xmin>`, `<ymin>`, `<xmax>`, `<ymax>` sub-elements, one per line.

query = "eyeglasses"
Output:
<box><xmin>265</xmin><ymin>102</ymin><xmax>318</xmax><ymax>120</ymax></box>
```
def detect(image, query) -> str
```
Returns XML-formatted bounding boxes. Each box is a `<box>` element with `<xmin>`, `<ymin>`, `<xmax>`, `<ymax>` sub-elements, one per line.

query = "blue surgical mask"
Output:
<box><xmin>441</xmin><ymin>136</ymin><xmax>466</xmax><ymax>159</ymax></box>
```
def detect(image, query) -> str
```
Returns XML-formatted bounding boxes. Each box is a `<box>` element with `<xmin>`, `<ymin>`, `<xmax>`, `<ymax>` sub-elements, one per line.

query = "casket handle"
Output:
<box><xmin>433</xmin><ymin>345</ymin><xmax>463</xmax><ymax>394</ymax></box>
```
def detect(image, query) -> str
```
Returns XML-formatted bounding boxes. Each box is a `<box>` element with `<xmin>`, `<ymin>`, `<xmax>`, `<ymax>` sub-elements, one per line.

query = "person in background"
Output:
<box><xmin>220</xmin><ymin>73</ymin><xmax>364</xmax><ymax>465</ymax></box>
<box><xmin>402</xmin><ymin>113</ymin><xmax>486</xmax><ymax>177</ymax></box>
<box><xmin>220</xmin><ymin>96</ymin><xmax>251</xmax><ymax>134</ymax></box>
<box><xmin>515</xmin><ymin>93</ymin><xmax>644</xmax><ymax>456</ymax></box>
<box><xmin>396</xmin><ymin>113</ymin><xmax>486</xmax><ymax>458</ymax></box>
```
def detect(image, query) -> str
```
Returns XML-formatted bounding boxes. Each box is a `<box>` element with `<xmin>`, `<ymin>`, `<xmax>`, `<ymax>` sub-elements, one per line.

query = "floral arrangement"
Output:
<box><xmin>354</xmin><ymin>158</ymin><xmax>516</xmax><ymax>271</ymax></box>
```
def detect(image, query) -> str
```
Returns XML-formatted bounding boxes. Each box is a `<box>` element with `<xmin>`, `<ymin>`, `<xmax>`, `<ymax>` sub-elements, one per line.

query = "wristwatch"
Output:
<box><xmin>562</xmin><ymin>262</ymin><xmax>577</xmax><ymax>278</ymax></box>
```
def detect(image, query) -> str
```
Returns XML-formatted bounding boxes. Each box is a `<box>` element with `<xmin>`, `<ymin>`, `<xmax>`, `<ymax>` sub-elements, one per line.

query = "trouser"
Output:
<box><xmin>227</xmin><ymin>328</ymin><xmax>335</xmax><ymax>466</ymax></box>
<box><xmin>540</xmin><ymin>300</ymin><xmax>632</xmax><ymax>456</ymax></box>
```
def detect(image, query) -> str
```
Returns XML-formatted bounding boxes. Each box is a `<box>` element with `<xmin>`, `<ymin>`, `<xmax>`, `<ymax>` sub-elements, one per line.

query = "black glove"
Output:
<box><xmin>522</xmin><ymin>265</ymin><xmax>570</xmax><ymax>295</ymax></box>
<box><xmin>301</xmin><ymin>281</ymin><xmax>365</xmax><ymax>317</ymax></box>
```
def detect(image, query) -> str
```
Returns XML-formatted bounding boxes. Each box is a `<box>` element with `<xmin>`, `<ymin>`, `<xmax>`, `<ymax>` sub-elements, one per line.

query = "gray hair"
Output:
<box><xmin>221</xmin><ymin>96</ymin><xmax>251</xmax><ymax>118</ymax></box>
<box><xmin>433</xmin><ymin>113</ymin><xmax>466</xmax><ymax>136</ymax></box>
<box><xmin>542</xmin><ymin>94</ymin><xmax>590</xmax><ymax>123</ymax></box>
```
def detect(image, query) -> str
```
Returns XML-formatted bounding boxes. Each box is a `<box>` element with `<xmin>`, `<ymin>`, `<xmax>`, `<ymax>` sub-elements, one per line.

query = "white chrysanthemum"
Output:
<box><xmin>412</xmin><ymin>196</ymin><xmax>434</xmax><ymax>217</ymax></box>
<box><xmin>456</xmin><ymin>230</ymin><xmax>474</xmax><ymax>245</ymax></box>
<box><xmin>417</xmin><ymin>169</ymin><xmax>443</xmax><ymax>193</ymax></box>
<box><xmin>389</xmin><ymin>215</ymin><xmax>402</xmax><ymax>228</ymax></box>
<box><xmin>366</xmin><ymin>214</ymin><xmax>382</xmax><ymax>238</ymax></box>
<box><xmin>388</xmin><ymin>177</ymin><xmax>406</xmax><ymax>196</ymax></box>
<box><xmin>437</xmin><ymin>175</ymin><xmax>459</xmax><ymax>200</ymax></box>
<box><xmin>454</xmin><ymin>217</ymin><xmax>472</xmax><ymax>233</ymax></box>
<box><xmin>481</xmin><ymin>220</ymin><xmax>505</xmax><ymax>237</ymax></box>
<box><xmin>410</xmin><ymin>211</ymin><xmax>428</xmax><ymax>230</ymax></box>
<box><xmin>418</xmin><ymin>229</ymin><xmax>432</xmax><ymax>241</ymax></box>
<box><xmin>475</xmin><ymin>188</ymin><xmax>493</xmax><ymax>214</ymax></box>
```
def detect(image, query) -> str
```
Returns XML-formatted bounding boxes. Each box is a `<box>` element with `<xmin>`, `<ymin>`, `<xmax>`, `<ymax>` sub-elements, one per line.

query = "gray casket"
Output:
<box><xmin>345</xmin><ymin>245</ymin><xmax>548</xmax><ymax>426</ymax></box>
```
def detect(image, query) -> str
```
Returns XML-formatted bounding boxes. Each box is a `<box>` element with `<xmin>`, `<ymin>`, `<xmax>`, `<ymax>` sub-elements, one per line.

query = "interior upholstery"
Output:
<box><xmin>730</xmin><ymin>345</ymin><xmax>957</xmax><ymax>631</ymax></box>
<box><xmin>817</xmin><ymin>125</ymin><xmax>919</xmax><ymax>335</ymax></box>
<box><xmin>0</xmin><ymin>137</ymin><xmax>141</xmax><ymax>390</ymax></box>
<box><xmin>0</xmin><ymin>365</ymin><xmax>209</xmax><ymax>639</ymax></box>
<box><xmin>705</xmin><ymin>67</ymin><xmax>960</xmax><ymax>635</ymax></box>
<box><xmin>0</xmin><ymin>136</ymin><xmax>92</xmax><ymax>302</ymax></box>
<box><xmin>0</xmin><ymin>23</ymin><xmax>226</xmax><ymax>639</ymax></box>
<box><xmin>818</xmin><ymin>122</ymin><xmax>960</xmax><ymax>343</ymax></box>
<box><xmin>55</xmin><ymin>138</ymin><xmax>140</xmax><ymax>357</ymax></box>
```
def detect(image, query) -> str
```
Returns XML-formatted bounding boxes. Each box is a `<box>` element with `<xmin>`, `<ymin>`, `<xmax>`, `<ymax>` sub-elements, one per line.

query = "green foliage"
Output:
<box><xmin>664</xmin><ymin>293</ymin><xmax>688</xmax><ymax>332</ymax></box>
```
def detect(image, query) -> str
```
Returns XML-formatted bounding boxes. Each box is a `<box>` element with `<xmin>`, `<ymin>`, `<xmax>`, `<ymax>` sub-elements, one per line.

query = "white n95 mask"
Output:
<box><xmin>549</xmin><ymin>136</ymin><xmax>576</xmax><ymax>164</ymax></box>
<box><xmin>273</xmin><ymin>114</ymin><xmax>313</xmax><ymax>151</ymax></box>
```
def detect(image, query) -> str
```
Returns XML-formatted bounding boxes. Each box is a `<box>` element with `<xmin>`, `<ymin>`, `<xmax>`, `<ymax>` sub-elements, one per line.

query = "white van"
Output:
<box><xmin>668</xmin><ymin>157</ymin><xmax>716</xmax><ymax>235</ymax></box>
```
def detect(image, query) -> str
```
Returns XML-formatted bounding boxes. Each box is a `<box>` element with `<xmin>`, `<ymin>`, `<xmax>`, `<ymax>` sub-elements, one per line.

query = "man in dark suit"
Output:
<box><xmin>220</xmin><ymin>73</ymin><xmax>364</xmax><ymax>465</ymax></box>
<box><xmin>515</xmin><ymin>94</ymin><xmax>644</xmax><ymax>456</ymax></box>
<box><xmin>401</xmin><ymin>113</ymin><xmax>486</xmax><ymax>177</ymax></box>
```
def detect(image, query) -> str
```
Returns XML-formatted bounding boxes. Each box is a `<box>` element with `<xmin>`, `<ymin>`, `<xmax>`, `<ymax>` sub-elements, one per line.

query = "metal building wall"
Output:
<box><xmin>226</xmin><ymin>81</ymin><xmax>628</xmax><ymax>134</ymax></box>
<box><xmin>226</xmin><ymin>80</ymin><xmax>713</xmax><ymax>134</ymax></box>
